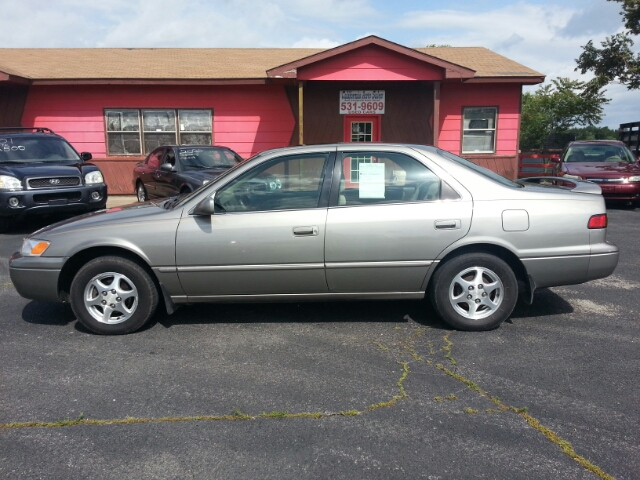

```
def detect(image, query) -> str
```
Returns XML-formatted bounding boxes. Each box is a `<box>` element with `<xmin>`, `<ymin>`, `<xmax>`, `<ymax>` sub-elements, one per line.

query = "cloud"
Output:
<box><xmin>292</xmin><ymin>38</ymin><xmax>341</xmax><ymax>48</ymax></box>
<box><xmin>558</xmin><ymin>0</ymin><xmax>623</xmax><ymax>38</ymax></box>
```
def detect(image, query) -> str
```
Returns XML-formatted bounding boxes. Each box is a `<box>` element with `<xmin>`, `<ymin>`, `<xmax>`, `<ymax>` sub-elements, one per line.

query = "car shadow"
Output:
<box><xmin>510</xmin><ymin>288</ymin><xmax>574</xmax><ymax>319</ymax></box>
<box><xmin>154</xmin><ymin>300</ymin><xmax>450</xmax><ymax>330</ymax></box>
<box><xmin>21</xmin><ymin>301</ymin><xmax>76</xmax><ymax>326</ymax></box>
<box><xmin>20</xmin><ymin>289</ymin><xmax>575</xmax><ymax>333</ymax></box>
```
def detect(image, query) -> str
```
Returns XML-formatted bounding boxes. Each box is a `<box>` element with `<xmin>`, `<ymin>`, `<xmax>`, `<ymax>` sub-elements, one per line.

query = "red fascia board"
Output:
<box><xmin>267</xmin><ymin>35</ymin><xmax>475</xmax><ymax>80</ymax></box>
<box><xmin>0</xmin><ymin>71</ymin><xmax>31</xmax><ymax>85</ymax></box>
<box><xmin>30</xmin><ymin>78</ymin><xmax>269</xmax><ymax>86</ymax></box>
<box><xmin>463</xmin><ymin>76</ymin><xmax>545</xmax><ymax>85</ymax></box>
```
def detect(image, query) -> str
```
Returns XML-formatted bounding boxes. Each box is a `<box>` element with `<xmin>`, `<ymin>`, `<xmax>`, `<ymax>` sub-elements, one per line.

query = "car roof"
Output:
<box><xmin>567</xmin><ymin>140</ymin><xmax>625</xmax><ymax>147</ymax></box>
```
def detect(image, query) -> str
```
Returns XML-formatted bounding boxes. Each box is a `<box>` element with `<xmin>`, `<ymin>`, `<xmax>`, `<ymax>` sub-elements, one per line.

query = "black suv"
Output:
<box><xmin>0</xmin><ymin>128</ymin><xmax>107</xmax><ymax>232</ymax></box>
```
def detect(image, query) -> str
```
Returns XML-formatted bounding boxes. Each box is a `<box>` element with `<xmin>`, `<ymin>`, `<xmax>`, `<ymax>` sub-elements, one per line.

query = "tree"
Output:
<box><xmin>575</xmin><ymin>0</ymin><xmax>640</xmax><ymax>95</ymax></box>
<box><xmin>520</xmin><ymin>78</ymin><xmax>610</xmax><ymax>150</ymax></box>
<box><xmin>567</xmin><ymin>125</ymin><xmax>618</xmax><ymax>140</ymax></box>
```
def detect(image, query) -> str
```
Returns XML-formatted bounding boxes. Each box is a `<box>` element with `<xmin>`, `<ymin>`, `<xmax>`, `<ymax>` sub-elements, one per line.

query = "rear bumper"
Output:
<box><xmin>0</xmin><ymin>184</ymin><xmax>107</xmax><ymax>218</ymax></box>
<box><xmin>522</xmin><ymin>245</ymin><xmax>619</xmax><ymax>289</ymax></box>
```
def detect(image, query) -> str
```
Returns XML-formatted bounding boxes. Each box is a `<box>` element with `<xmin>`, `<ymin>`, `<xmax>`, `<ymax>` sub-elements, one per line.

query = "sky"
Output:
<box><xmin>0</xmin><ymin>0</ymin><xmax>637</xmax><ymax>128</ymax></box>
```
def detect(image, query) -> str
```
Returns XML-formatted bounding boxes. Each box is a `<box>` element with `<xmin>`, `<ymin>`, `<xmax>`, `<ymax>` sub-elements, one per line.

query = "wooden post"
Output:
<box><xmin>298</xmin><ymin>81</ymin><xmax>305</xmax><ymax>146</ymax></box>
<box><xmin>432</xmin><ymin>81</ymin><xmax>440</xmax><ymax>147</ymax></box>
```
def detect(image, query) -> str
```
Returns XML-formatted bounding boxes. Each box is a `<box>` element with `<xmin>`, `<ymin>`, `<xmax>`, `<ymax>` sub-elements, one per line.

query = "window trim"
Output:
<box><xmin>460</xmin><ymin>106</ymin><xmax>498</xmax><ymax>155</ymax></box>
<box><xmin>104</xmin><ymin>108</ymin><xmax>213</xmax><ymax>156</ymax></box>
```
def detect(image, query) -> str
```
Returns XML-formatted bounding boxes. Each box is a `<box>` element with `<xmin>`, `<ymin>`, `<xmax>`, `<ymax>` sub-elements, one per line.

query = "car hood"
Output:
<box><xmin>0</xmin><ymin>161</ymin><xmax>96</xmax><ymax>179</ymax></box>
<box><xmin>180</xmin><ymin>167</ymin><xmax>232</xmax><ymax>183</ymax></box>
<box><xmin>563</xmin><ymin>162</ymin><xmax>640</xmax><ymax>176</ymax></box>
<box><xmin>30</xmin><ymin>201</ymin><xmax>177</xmax><ymax>238</ymax></box>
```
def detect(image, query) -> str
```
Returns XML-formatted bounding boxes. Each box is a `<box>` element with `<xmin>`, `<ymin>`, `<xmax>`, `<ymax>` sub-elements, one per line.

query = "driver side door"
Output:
<box><xmin>175</xmin><ymin>151</ymin><xmax>335</xmax><ymax>298</ymax></box>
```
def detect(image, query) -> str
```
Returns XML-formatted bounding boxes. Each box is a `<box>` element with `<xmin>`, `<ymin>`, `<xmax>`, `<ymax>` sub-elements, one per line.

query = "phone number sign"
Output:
<box><xmin>340</xmin><ymin>90</ymin><xmax>385</xmax><ymax>114</ymax></box>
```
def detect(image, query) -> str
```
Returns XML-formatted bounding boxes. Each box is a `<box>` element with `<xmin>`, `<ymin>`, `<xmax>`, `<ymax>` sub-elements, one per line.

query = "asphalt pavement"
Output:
<box><xmin>0</xmin><ymin>204</ymin><xmax>638</xmax><ymax>479</ymax></box>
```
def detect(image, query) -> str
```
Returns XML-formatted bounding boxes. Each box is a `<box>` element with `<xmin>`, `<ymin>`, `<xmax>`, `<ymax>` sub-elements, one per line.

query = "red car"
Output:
<box><xmin>556</xmin><ymin>140</ymin><xmax>640</xmax><ymax>207</ymax></box>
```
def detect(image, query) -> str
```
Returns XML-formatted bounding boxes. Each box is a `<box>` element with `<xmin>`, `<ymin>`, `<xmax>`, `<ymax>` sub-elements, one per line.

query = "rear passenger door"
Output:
<box><xmin>324</xmin><ymin>149</ymin><xmax>472</xmax><ymax>293</ymax></box>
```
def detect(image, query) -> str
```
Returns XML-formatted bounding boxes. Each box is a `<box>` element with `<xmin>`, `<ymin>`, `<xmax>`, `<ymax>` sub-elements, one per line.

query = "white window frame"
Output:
<box><xmin>461</xmin><ymin>107</ymin><xmax>497</xmax><ymax>154</ymax></box>
<box><xmin>105</xmin><ymin>109</ymin><xmax>213</xmax><ymax>156</ymax></box>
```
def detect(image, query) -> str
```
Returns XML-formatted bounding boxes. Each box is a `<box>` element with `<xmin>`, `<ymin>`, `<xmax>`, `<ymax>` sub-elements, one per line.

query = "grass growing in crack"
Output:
<box><xmin>445</xmin><ymin>394</ymin><xmax>457</xmax><ymax>401</ymax></box>
<box><xmin>430</xmin><ymin>332</ymin><xmax>614</xmax><ymax>480</ymax></box>
<box><xmin>464</xmin><ymin>408</ymin><xmax>479</xmax><ymax>414</ymax></box>
<box><xmin>260</xmin><ymin>411</ymin><xmax>289</xmax><ymax>418</ymax></box>
<box><xmin>340</xmin><ymin>410</ymin><xmax>360</xmax><ymax>416</ymax></box>
<box><xmin>368</xmin><ymin>362</ymin><xmax>409</xmax><ymax>410</ymax></box>
<box><xmin>232</xmin><ymin>408</ymin><xmax>252</xmax><ymax>420</ymax></box>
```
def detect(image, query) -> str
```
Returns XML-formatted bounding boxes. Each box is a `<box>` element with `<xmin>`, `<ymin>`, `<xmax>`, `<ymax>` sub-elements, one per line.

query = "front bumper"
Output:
<box><xmin>0</xmin><ymin>184</ymin><xmax>108</xmax><ymax>218</ymax></box>
<box><xmin>595</xmin><ymin>182</ymin><xmax>640</xmax><ymax>202</ymax></box>
<box><xmin>9</xmin><ymin>252</ymin><xmax>65</xmax><ymax>303</ymax></box>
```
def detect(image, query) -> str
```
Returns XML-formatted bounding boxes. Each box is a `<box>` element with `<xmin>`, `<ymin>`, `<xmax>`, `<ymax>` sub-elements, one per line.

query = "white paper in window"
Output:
<box><xmin>359</xmin><ymin>163</ymin><xmax>385</xmax><ymax>198</ymax></box>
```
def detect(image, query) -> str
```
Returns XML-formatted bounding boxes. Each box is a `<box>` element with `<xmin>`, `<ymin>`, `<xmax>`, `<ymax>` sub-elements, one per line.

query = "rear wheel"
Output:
<box><xmin>429</xmin><ymin>253</ymin><xmax>518</xmax><ymax>331</ymax></box>
<box><xmin>70</xmin><ymin>256</ymin><xmax>159</xmax><ymax>335</ymax></box>
<box><xmin>136</xmin><ymin>182</ymin><xmax>147</xmax><ymax>202</ymax></box>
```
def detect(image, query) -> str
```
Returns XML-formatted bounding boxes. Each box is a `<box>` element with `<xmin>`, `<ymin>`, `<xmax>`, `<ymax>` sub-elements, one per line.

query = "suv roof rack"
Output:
<box><xmin>0</xmin><ymin>127</ymin><xmax>55</xmax><ymax>134</ymax></box>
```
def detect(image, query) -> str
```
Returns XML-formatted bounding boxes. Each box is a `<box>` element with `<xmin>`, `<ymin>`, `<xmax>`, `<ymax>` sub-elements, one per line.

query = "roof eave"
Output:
<box><xmin>30</xmin><ymin>78</ymin><xmax>270</xmax><ymax>86</ymax></box>
<box><xmin>266</xmin><ymin>35</ymin><xmax>476</xmax><ymax>80</ymax></box>
<box><xmin>0</xmin><ymin>71</ymin><xmax>31</xmax><ymax>85</ymax></box>
<box><xmin>463</xmin><ymin>75</ymin><xmax>545</xmax><ymax>84</ymax></box>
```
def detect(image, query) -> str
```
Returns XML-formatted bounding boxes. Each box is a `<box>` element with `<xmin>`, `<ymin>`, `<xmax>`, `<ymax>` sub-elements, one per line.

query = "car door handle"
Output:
<box><xmin>293</xmin><ymin>226</ymin><xmax>319</xmax><ymax>236</ymax></box>
<box><xmin>435</xmin><ymin>220</ymin><xmax>461</xmax><ymax>230</ymax></box>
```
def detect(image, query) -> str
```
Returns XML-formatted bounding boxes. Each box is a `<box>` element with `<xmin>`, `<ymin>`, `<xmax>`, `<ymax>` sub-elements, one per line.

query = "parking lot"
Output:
<box><xmin>1</xmin><ymin>204</ymin><xmax>638</xmax><ymax>479</ymax></box>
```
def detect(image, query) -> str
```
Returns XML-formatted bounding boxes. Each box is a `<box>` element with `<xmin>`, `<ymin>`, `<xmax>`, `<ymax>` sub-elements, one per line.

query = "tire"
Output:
<box><xmin>429</xmin><ymin>252</ymin><xmax>518</xmax><ymax>331</ymax></box>
<box><xmin>136</xmin><ymin>182</ymin><xmax>147</xmax><ymax>202</ymax></box>
<box><xmin>70</xmin><ymin>256</ymin><xmax>159</xmax><ymax>335</ymax></box>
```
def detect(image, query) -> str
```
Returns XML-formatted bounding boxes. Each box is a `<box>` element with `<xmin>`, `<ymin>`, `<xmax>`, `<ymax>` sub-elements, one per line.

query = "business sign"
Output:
<box><xmin>339</xmin><ymin>90</ymin><xmax>385</xmax><ymax>115</ymax></box>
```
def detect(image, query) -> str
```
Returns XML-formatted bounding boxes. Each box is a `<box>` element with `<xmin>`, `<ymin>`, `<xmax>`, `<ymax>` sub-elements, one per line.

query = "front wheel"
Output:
<box><xmin>429</xmin><ymin>253</ymin><xmax>518</xmax><ymax>331</ymax></box>
<box><xmin>136</xmin><ymin>182</ymin><xmax>148</xmax><ymax>202</ymax></box>
<box><xmin>70</xmin><ymin>256</ymin><xmax>159</xmax><ymax>335</ymax></box>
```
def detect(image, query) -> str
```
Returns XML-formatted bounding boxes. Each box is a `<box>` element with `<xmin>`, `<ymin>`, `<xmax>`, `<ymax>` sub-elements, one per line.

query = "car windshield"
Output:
<box><xmin>178</xmin><ymin>147</ymin><xmax>241</xmax><ymax>169</ymax></box>
<box><xmin>0</xmin><ymin>136</ymin><xmax>81</xmax><ymax>163</ymax></box>
<box><xmin>563</xmin><ymin>144</ymin><xmax>635</xmax><ymax>163</ymax></box>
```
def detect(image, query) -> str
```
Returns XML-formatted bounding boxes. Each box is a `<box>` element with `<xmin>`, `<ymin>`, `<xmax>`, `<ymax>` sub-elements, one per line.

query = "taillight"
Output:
<box><xmin>588</xmin><ymin>214</ymin><xmax>608</xmax><ymax>229</ymax></box>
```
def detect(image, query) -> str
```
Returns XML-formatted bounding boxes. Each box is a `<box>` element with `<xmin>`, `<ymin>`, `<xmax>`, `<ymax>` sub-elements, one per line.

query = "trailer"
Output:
<box><xmin>618</xmin><ymin>122</ymin><xmax>640</xmax><ymax>157</ymax></box>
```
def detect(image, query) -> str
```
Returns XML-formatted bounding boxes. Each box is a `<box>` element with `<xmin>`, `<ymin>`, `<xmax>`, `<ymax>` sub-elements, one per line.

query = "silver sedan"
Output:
<box><xmin>9</xmin><ymin>144</ymin><xmax>619</xmax><ymax>334</ymax></box>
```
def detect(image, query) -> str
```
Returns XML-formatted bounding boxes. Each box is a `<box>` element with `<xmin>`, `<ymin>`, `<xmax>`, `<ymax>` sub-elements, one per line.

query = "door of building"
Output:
<box><xmin>343</xmin><ymin>115</ymin><xmax>381</xmax><ymax>142</ymax></box>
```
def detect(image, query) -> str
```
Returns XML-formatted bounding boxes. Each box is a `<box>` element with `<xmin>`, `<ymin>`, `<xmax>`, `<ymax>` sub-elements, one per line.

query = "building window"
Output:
<box><xmin>105</xmin><ymin>109</ymin><xmax>212</xmax><ymax>155</ymax></box>
<box><xmin>462</xmin><ymin>107</ymin><xmax>497</xmax><ymax>154</ymax></box>
<box><xmin>349</xmin><ymin>155</ymin><xmax>373</xmax><ymax>183</ymax></box>
<box><xmin>351</xmin><ymin>121</ymin><xmax>373</xmax><ymax>142</ymax></box>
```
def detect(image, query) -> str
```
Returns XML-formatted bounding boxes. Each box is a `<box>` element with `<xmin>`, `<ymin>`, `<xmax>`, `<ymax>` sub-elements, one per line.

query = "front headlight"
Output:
<box><xmin>628</xmin><ymin>176</ymin><xmax>640</xmax><ymax>182</ymax></box>
<box><xmin>84</xmin><ymin>171</ymin><xmax>104</xmax><ymax>185</ymax></box>
<box><xmin>562</xmin><ymin>174</ymin><xmax>583</xmax><ymax>180</ymax></box>
<box><xmin>0</xmin><ymin>175</ymin><xmax>23</xmax><ymax>190</ymax></box>
<box><xmin>21</xmin><ymin>238</ymin><xmax>51</xmax><ymax>256</ymax></box>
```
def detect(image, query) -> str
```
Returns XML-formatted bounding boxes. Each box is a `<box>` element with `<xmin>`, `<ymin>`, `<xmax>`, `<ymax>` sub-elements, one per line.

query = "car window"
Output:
<box><xmin>164</xmin><ymin>149</ymin><xmax>176</xmax><ymax>166</ymax></box>
<box><xmin>146</xmin><ymin>149</ymin><xmax>163</xmax><ymax>169</ymax></box>
<box><xmin>0</xmin><ymin>136</ymin><xmax>80</xmax><ymax>163</ymax></box>
<box><xmin>178</xmin><ymin>147</ymin><xmax>241</xmax><ymax>169</ymax></box>
<box><xmin>564</xmin><ymin>144</ymin><xmax>635</xmax><ymax>163</ymax></box>
<box><xmin>215</xmin><ymin>153</ymin><xmax>330</xmax><ymax>213</ymax></box>
<box><xmin>337</xmin><ymin>152</ymin><xmax>443</xmax><ymax>206</ymax></box>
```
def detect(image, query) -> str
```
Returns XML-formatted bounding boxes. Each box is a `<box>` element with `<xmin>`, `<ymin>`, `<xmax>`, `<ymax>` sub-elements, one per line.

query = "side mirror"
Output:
<box><xmin>549</xmin><ymin>156</ymin><xmax>561</xmax><ymax>164</ymax></box>
<box><xmin>192</xmin><ymin>196</ymin><xmax>216</xmax><ymax>216</ymax></box>
<box><xmin>80</xmin><ymin>152</ymin><xmax>92</xmax><ymax>161</ymax></box>
<box><xmin>160</xmin><ymin>162</ymin><xmax>176</xmax><ymax>172</ymax></box>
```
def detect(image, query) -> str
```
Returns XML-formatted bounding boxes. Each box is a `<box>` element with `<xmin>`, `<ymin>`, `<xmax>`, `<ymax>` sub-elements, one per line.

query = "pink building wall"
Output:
<box><xmin>438</xmin><ymin>83</ymin><xmax>521</xmax><ymax>155</ymax></box>
<box><xmin>298</xmin><ymin>45</ymin><xmax>445</xmax><ymax>81</ymax></box>
<box><xmin>22</xmin><ymin>84</ymin><xmax>295</xmax><ymax>160</ymax></box>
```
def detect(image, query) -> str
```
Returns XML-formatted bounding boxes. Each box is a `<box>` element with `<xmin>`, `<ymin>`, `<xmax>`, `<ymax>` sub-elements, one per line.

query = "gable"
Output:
<box><xmin>297</xmin><ymin>44</ymin><xmax>446</xmax><ymax>81</ymax></box>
